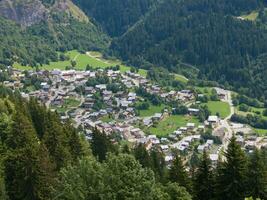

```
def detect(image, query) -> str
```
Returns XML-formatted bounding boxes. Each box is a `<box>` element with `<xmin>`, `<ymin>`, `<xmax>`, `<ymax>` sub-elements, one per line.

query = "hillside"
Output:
<box><xmin>0</xmin><ymin>0</ymin><xmax>109</xmax><ymax>67</ymax></box>
<box><xmin>73</xmin><ymin>0</ymin><xmax>158</xmax><ymax>37</ymax></box>
<box><xmin>111</xmin><ymin>0</ymin><xmax>267</xmax><ymax>100</ymax></box>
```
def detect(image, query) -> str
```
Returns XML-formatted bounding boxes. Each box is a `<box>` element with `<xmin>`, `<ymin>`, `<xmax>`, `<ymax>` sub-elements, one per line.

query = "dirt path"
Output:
<box><xmin>86</xmin><ymin>52</ymin><xmax>110</xmax><ymax>64</ymax></box>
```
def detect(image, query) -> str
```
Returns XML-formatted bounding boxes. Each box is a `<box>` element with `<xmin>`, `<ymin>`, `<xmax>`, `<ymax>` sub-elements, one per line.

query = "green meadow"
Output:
<box><xmin>14</xmin><ymin>50</ymin><xmax>147</xmax><ymax>77</ymax></box>
<box><xmin>202</xmin><ymin>101</ymin><xmax>231</xmax><ymax>119</ymax></box>
<box><xmin>146</xmin><ymin>115</ymin><xmax>199</xmax><ymax>137</ymax></box>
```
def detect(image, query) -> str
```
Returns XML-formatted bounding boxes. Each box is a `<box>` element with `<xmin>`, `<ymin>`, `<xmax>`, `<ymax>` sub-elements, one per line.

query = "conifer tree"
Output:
<box><xmin>193</xmin><ymin>151</ymin><xmax>214</xmax><ymax>200</ymax></box>
<box><xmin>246</xmin><ymin>149</ymin><xmax>267</xmax><ymax>199</ymax></box>
<box><xmin>91</xmin><ymin>128</ymin><xmax>114</xmax><ymax>161</ymax></box>
<box><xmin>4</xmin><ymin>108</ymin><xmax>40</xmax><ymax>200</ymax></box>
<box><xmin>169</xmin><ymin>155</ymin><xmax>191</xmax><ymax>192</ymax></box>
<box><xmin>43</xmin><ymin>111</ymin><xmax>71</xmax><ymax>169</ymax></box>
<box><xmin>150</xmin><ymin>148</ymin><xmax>166</xmax><ymax>182</ymax></box>
<box><xmin>216</xmin><ymin>136</ymin><xmax>247</xmax><ymax>200</ymax></box>
<box><xmin>134</xmin><ymin>143</ymin><xmax>152</xmax><ymax>168</ymax></box>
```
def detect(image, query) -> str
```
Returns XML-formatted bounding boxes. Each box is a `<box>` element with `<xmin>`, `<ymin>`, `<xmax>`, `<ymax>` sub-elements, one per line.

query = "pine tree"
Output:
<box><xmin>91</xmin><ymin>128</ymin><xmax>114</xmax><ymax>161</ymax></box>
<box><xmin>246</xmin><ymin>149</ymin><xmax>267</xmax><ymax>199</ymax></box>
<box><xmin>42</xmin><ymin>111</ymin><xmax>71</xmax><ymax>169</ymax></box>
<box><xmin>193</xmin><ymin>151</ymin><xmax>214</xmax><ymax>200</ymax></box>
<box><xmin>35</xmin><ymin>143</ymin><xmax>56</xmax><ymax>200</ymax></box>
<box><xmin>169</xmin><ymin>155</ymin><xmax>191</xmax><ymax>192</ymax></box>
<box><xmin>216</xmin><ymin>136</ymin><xmax>247</xmax><ymax>200</ymax></box>
<box><xmin>150</xmin><ymin>148</ymin><xmax>166</xmax><ymax>182</ymax></box>
<box><xmin>64</xmin><ymin>122</ymin><xmax>83</xmax><ymax>161</ymax></box>
<box><xmin>4</xmin><ymin>109</ymin><xmax>40</xmax><ymax>200</ymax></box>
<box><xmin>134</xmin><ymin>144</ymin><xmax>152</xmax><ymax>168</ymax></box>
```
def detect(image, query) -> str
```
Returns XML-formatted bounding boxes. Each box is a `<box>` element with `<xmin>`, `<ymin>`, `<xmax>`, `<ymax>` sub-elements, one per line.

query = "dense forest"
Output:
<box><xmin>73</xmin><ymin>0</ymin><xmax>158</xmax><ymax>37</ymax></box>
<box><xmin>111</xmin><ymin>0</ymin><xmax>267</xmax><ymax>100</ymax></box>
<box><xmin>0</xmin><ymin>86</ymin><xmax>266</xmax><ymax>200</ymax></box>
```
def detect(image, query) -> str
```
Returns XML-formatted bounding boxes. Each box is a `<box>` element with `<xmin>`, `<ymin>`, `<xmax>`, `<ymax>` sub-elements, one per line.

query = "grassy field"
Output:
<box><xmin>202</xmin><ymin>101</ymin><xmax>231</xmax><ymax>119</ymax></box>
<box><xmin>240</xmin><ymin>11</ymin><xmax>259</xmax><ymax>21</ymax></box>
<box><xmin>51</xmin><ymin>98</ymin><xmax>80</xmax><ymax>113</ymax></box>
<box><xmin>174</xmin><ymin>74</ymin><xmax>188</xmax><ymax>83</ymax></box>
<box><xmin>254</xmin><ymin>128</ymin><xmax>267</xmax><ymax>136</ymax></box>
<box><xmin>146</xmin><ymin>115</ymin><xmax>199</xmax><ymax>137</ymax></box>
<box><xmin>100</xmin><ymin>115</ymin><xmax>114</xmax><ymax>123</ymax></box>
<box><xmin>139</xmin><ymin>104</ymin><xmax>167</xmax><ymax>117</ymax></box>
<box><xmin>14</xmin><ymin>50</ymin><xmax>147</xmax><ymax>77</ymax></box>
<box><xmin>195</xmin><ymin>87</ymin><xmax>213</xmax><ymax>95</ymax></box>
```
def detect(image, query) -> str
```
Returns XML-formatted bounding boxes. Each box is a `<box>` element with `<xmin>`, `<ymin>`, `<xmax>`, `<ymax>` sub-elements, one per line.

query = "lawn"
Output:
<box><xmin>174</xmin><ymin>74</ymin><xmax>188</xmax><ymax>83</ymax></box>
<box><xmin>253</xmin><ymin>128</ymin><xmax>267</xmax><ymax>136</ymax></box>
<box><xmin>195</xmin><ymin>87</ymin><xmax>213</xmax><ymax>95</ymax></box>
<box><xmin>51</xmin><ymin>98</ymin><xmax>80</xmax><ymax>114</ymax></box>
<box><xmin>202</xmin><ymin>101</ymin><xmax>230</xmax><ymax>119</ymax></box>
<box><xmin>13</xmin><ymin>50</ymin><xmax>147</xmax><ymax>77</ymax></box>
<box><xmin>139</xmin><ymin>104</ymin><xmax>167</xmax><ymax>117</ymax></box>
<box><xmin>240</xmin><ymin>11</ymin><xmax>259</xmax><ymax>21</ymax></box>
<box><xmin>100</xmin><ymin>115</ymin><xmax>114</xmax><ymax>123</ymax></box>
<box><xmin>146</xmin><ymin>115</ymin><xmax>199</xmax><ymax>137</ymax></box>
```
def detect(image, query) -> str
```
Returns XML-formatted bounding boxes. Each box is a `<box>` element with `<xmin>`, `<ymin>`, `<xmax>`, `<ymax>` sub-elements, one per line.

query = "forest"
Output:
<box><xmin>110</xmin><ymin>0</ymin><xmax>267</xmax><ymax>100</ymax></box>
<box><xmin>0</xmin><ymin>86</ymin><xmax>266</xmax><ymax>200</ymax></box>
<box><xmin>0</xmin><ymin>11</ymin><xmax>108</xmax><ymax>67</ymax></box>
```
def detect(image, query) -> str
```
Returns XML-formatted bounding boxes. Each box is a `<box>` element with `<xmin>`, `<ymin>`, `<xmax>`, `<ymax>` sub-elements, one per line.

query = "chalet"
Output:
<box><xmin>95</xmin><ymin>84</ymin><xmax>107</xmax><ymax>91</ymax></box>
<box><xmin>152</xmin><ymin>113</ymin><xmax>163</xmax><ymax>121</ymax></box>
<box><xmin>85</xmin><ymin>87</ymin><xmax>95</xmax><ymax>94</ymax></box>
<box><xmin>143</xmin><ymin>117</ymin><xmax>153</xmax><ymax>127</ymax></box>
<box><xmin>188</xmin><ymin>108</ymin><xmax>200</xmax><ymax>115</ymax></box>
<box><xmin>186</xmin><ymin>123</ymin><xmax>195</xmax><ymax>130</ymax></box>
<box><xmin>209</xmin><ymin>154</ymin><xmax>219</xmax><ymax>167</ymax></box>
<box><xmin>197</xmin><ymin>145</ymin><xmax>206</xmax><ymax>153</ymax></box>
<box><xmin>208</xmin><ymin>115</ymin><xmax>219</xmax><ymax>127</ymax></box>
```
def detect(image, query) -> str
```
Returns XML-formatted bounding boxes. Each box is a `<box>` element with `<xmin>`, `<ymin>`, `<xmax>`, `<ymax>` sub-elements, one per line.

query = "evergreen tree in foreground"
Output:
<box><xmin>246</xmin><ymin>149</ymin><xmax>267</xmax><ymax>199</ymax></box>
<box><xmin>169</xmin><ymin>155</ymin><xmax>191</xmax><ymax>192</ymax></box>
<box><xmin>193</xmin><ymin>151</ymin><xmax>214</xmax><ymax>200</ymax></box>
<box><xmin>216</xmin><ymin>136</ymin><xmax>247</xmax><ymax>200</ymax></box>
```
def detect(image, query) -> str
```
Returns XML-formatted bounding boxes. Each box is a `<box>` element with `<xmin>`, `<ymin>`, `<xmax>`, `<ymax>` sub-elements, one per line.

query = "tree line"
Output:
<box><xmin>0</xmin><ymin>86</ymin><xmax>266</xmax><ymax>199</ymax></box>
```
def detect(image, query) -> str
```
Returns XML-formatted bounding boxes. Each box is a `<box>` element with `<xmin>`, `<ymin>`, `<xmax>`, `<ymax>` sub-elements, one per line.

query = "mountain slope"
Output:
<box><xmin>0</xmin><ymin>0</ymin><xmax>109</xmax><ymax>67</ymax></box>
<box><xmin>111</xmin><ymin>0</ymin><xmax>267</xmax><ymax>99</ymax></box>
<box><xmin>73</xmin><ymin>0</ymin><xmax>158</xmax><ymax>37</ymax></box>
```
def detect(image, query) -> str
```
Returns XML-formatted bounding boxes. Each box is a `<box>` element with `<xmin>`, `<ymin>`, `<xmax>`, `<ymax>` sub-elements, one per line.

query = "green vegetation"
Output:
<box><xmin>51</xmin><ymin>98</ymin><xmax>80</xmax><ymax>113</ymax></box>
<box><xmin>111</xmin><ymin>0</ymin><xmax>267</xmax><ymax>101</ymax></box>
<box><xmin>147</xmin><ymin>115</ymin><xmax>199</xmax><ymax>137</ymax></box>
<box><xmin>253</xmin><ymin>128</ymin><xmax>267</xmax><ymax>136</ymax></box>
<box><xmin>202</xmin><ymin>101</ymin><xmax>231</xmax><ymax>119</ymax></box>
<box><xmin>240</xmin><ymin>11</ymin><xmax>259</xmax><ymax>21</ymax></box>
<box><xmin>174</xmin><ymin>74</ymin><xmax>189</xmax><ymax>83</ymax></box>
<box><xmin>100</xmin><ymin>115</ymin><xmax>114</xmax><ymax>123</ymax></box>
<box><xmin>73</xmin><ymin>0</ymin><xmax>157</xmax><ymax>37</ymax></box>
<box><xmin>139</xmin><ymin>104</ymin><xmax>166</xmax><ymax>117</ymax></box>
<box><xmin>14</xmin><ymin>50</ymin><xmax>148</xmax><ymax>77</ymax></box>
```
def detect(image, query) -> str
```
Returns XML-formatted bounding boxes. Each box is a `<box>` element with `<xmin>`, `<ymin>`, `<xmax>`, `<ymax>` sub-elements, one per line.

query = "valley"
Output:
<box><xmin>0</xmin><ymin>0</ymin><xmax>266</xmax><ymax>199</ymax></box>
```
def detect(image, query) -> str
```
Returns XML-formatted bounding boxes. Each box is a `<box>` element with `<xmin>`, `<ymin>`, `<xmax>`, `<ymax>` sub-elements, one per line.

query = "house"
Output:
<box><xmin>197</xmin><ymin>145</ymin><xmax>206</xmax><ymax>153</ymax></box>
<box><xmin>95</xmin><ymin>84</ymin><xmax>107</xmax><ymax>91</ymax></box>
<box><xmin>236</xmin><ymin>135</ymin><xmax>245</xmax><ymax>146</ymax></box>
<box><xmin>208</xmin><ymin>115</ymin><xmax>219</xmax><ymax>127</ymax></box>
<box><xmin>188</xmin><ymin>108</ymin><xmax>200</xmax><ymax>115</ymax></box>
<box><xmin>152</xmin><ymin>113</ymin><xmax>163</xmax><ymax>121</ymax></box>
<box><xmin>209</xmin><ymin>154</ymin><xmax>219</xmax><ymax>167</ymax></box>
<box><xmin>186</xmin><ymin>123</ymin><xmax>195</xmax><ymax>130</ymax></box>
<box><xmin>143</xmin><ymin>117</ymin><xmax>153</xmax><ymax>127</ymax></box>
<box><xmin>85</xmin><ymin>87</ymin><xmax>95</xmax><ymax>94</ymax></box>
<box><xmin>160</xmin><ymin>145</ymin><xmax>169</xmax><ymax>151</ymax></box>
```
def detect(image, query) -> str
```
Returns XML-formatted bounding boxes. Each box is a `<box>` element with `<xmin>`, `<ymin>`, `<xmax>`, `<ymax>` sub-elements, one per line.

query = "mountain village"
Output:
<box><xmin>2</xmin><ymin>66</ymin><xmax>267</xmax><ymax>168</ymax></box>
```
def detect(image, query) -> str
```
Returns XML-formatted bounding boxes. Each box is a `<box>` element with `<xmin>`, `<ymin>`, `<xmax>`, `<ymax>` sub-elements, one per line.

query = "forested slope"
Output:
<box><xmin>73</xmin><ymin>0</ymin><xmax>158</xmax><ymax>37</ymax></box>
<box><xmin>111</xmin><ymin>0</ymin><xmax>267</xmax><ymax>100</ymax></box>
<box><xmin>0</xmin><ymin>0</ymin><xmax>109</xmax><ymax>67</ymax></box>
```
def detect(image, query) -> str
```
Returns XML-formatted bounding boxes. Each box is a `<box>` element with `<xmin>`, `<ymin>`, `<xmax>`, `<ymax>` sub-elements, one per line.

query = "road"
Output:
<box><xmin>214</xmin><ymin>90</ymin><xmax>235</xmax><ymax>158</ymax></box>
